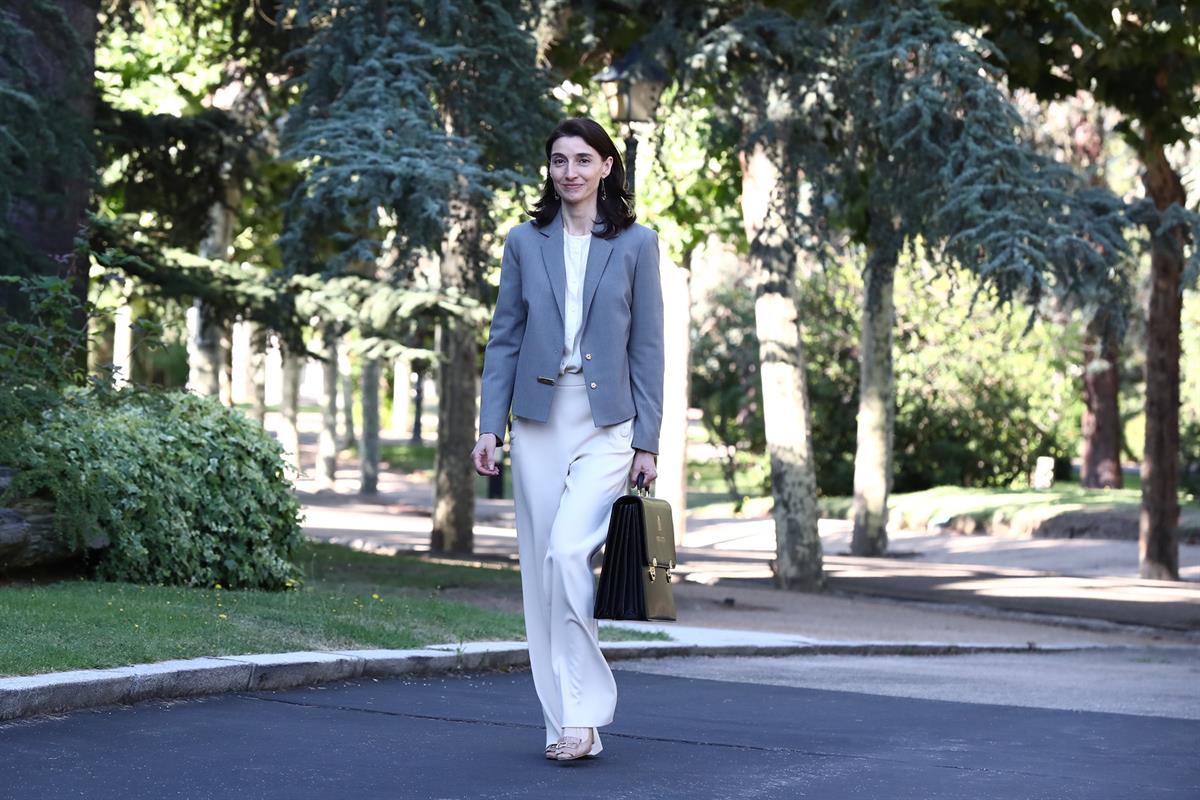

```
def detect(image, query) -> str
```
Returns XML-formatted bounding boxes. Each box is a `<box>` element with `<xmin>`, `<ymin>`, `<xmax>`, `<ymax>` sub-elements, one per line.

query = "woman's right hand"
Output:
<box><xmin>471</xmin><ymin>433</ymin><xmax>501</xmax><ymax>476</ymax></box>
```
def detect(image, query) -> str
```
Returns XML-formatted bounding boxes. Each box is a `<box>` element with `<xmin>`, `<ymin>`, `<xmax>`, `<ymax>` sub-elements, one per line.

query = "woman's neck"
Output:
<box><xmin>561</xmin><ymin>199</ymin><xmax>596</xmax><ymax>236</ymax></box>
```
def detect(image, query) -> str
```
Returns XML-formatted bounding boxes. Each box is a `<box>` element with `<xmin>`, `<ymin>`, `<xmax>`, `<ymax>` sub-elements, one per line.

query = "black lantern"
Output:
<box><xmin>594</xmin><ymin>45</ymin><xmax>666</xmax><ymax>195</ymax></box>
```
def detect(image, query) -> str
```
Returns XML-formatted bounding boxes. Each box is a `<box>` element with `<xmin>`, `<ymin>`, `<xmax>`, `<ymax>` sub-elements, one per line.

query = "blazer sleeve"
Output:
<box><xmin>628</xmin><ymin>229</ymin><xmax>664</xmax><ymax>454</ymax></box>
<box><xmin>478</xmin><ymin>233</ymin><xmax>525</xmax><ymax>445</ymax></box>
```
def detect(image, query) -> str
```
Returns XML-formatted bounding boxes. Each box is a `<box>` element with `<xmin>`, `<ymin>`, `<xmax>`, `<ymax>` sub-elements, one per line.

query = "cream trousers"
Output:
<box><xmin>509</xmin><ymin>371</ymin><xmax>635</xmax><ymax>753</ymax></box>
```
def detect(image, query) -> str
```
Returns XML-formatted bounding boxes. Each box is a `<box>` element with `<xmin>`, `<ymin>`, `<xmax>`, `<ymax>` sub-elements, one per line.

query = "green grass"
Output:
<box><xmin>378</xmin><ymin>443</ymin><xmax>436</xmax><ymax>472</ymax></box>
<box><xmin>0</xmin><ymin>540</ymin><xmax>666</xmax><ymax>678</ymax></box>
<box><xmin>685</xmin><ymin>455</ymin><xmax>773</xmax><ymax>515</ymax></box>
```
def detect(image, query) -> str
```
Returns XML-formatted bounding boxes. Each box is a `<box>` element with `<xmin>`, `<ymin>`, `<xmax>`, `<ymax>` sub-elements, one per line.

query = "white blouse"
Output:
<box><xmin>559</xmin><ymin>230</ymin><xmax>592</xmax><ymax>374</ymax></box>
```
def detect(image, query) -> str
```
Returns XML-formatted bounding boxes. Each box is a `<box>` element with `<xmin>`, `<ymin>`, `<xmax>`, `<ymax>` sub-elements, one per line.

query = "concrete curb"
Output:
<box><xmin>0</xmin><ymin>635</ymin><xmax>1116</xmax><ymax>724</ymax></box>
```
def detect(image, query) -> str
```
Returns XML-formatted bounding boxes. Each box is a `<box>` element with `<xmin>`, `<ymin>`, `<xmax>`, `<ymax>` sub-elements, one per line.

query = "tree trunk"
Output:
<box><xmin>431</xmin><ymin>324</ymin><xmax>478</xmax><ymax>552</ymax></box>
<box><xmin>187</xmin><ymin>194</ymin><xmax>237</xmax><ymax>397</ymax></box>
<box><xmin>1062</xmin><ymin>96</ymin><xmax>1123</xmax><ymax>490</ymax></box>
<box><xmin>1138</xmin><ymin>140</ymin><xmax>1185</xmax><ymax>581</ymax></box>
<box><xmin>0</xmin><ymin>469</ymin><xmax>105</xmax><ymax>572</ymax></box>
<box><xmin>339</xmin><ymin>343</ymin><xmax>357</xmax><ymax>450</ymax></box>
<box><xmin>430</xmin><ymin>189</ymin><xmax>480</xmax><ymax>554</ymax></box>
<box><xmin>111</xmin><ymin>294</ymin><xmax>133</xmax><ymax>387</ymax></box>
<box><xmin>248</xmin><ymin>324</ymin><xmax>268</xmax><ymax>425</ymax></box>
<box><xmin>186</xmin><ymin>300</ymin><xmax>223</xmax><ymax>397</ymax></box>
<box><xmin>391</xmin><ymin>355</ymin><xmax>412</xmax><ymax>436</ymax></box>
<box><xmin>1080</xmin><ymin>324</ymin><xmax>1123</xmax><ymax>489</ymax></box>
<box><xmin>851</xmin><ymin>240</ymin><xmax>898</xmax><ymax>556</ymax></box>
<box><xmin>280</xmin><ymin>347</ymin><xmax>303</xmax><ymax>475</ymax></box>
<box><xmin>360</xmin><ymin>358</ymin><xmax>381</xmax><ymax>495</ymax></box>
<box><xmin>316</xmin><ymin>325</ymin><xmax>339</xmax><ymax>490</ymax></box>
<box><xmin>739</xmin><ymin>143</ymin><xmax>823</xmax><ymax>590</ymax></box>
<box><xmin>411</xmin><ymin>363</ymin><xmax>426</xmax><ymax>444</ymax></box>
<box><xmin>0</xmin><ymin>0</ymin><xmax>97</xmax><ymax>325</ymax></box>
<box><xmin>658</xmin><ymin>252</ymin><xmax>691</xmax><ymax>546</ymax></box>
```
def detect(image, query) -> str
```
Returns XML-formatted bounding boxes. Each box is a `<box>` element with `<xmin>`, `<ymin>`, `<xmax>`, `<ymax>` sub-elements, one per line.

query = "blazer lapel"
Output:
<box><xmin>580</xmin><ymin>224</ymin><xmax>614</xmax><ymax>331</ymax></box>
<box><xmin>539</xmin><ymin>210</ymin><xmax>566</xmax><ymax>323</ymax></box>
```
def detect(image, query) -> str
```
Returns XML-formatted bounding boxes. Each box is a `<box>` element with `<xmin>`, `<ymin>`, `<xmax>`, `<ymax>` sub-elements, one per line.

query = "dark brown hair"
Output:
<box><xmin>530</xmin><ymin>117</ymin><xmax>636</xmax><ymax>238</ymax></box>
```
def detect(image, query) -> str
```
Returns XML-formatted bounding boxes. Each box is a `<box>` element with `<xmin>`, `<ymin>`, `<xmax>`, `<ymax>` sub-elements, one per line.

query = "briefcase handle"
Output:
<box><xmin>630</xmin><ymin>472</ymin><xmax>650</xmax><ymax>498</ymax></box>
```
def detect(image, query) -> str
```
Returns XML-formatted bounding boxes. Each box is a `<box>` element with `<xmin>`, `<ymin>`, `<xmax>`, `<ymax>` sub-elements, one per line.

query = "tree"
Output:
<box><xmin>282</xmin><ymin>0</ymin><xmax>554</xmax><ymax>552</ymax></box>
<box><xmin>685</xmin><ymin>5</ymin><xmax>830</xmax><ymax>589</ymax></box>
<box><xmin>949</xmin><ymin>0</ymin><xmax>1200</xmax><ymax>578</ymax></box>
<box><xmin>423</xmin><ymin>0</ymin><xmax>556</xmax><ymax>554</ymax></box>
<box><xmin>797</xmin><ymin>0</ymin><xmax>1130</xmax><ymax>556</ymax></box>
<box><xmin>0</xmin><ymin>0</ymin><xmax>97</xmax><ymax>324</ymax></box>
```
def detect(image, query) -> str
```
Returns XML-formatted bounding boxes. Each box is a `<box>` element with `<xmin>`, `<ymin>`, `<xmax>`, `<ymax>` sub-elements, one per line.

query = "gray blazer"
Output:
<box><xmin>478</xmin><ymin>210</ymin><xmax>664</xmax><ymax>454</ymax></box>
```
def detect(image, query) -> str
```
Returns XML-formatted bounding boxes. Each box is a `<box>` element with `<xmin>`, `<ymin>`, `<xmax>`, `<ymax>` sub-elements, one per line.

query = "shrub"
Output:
<box><xmin>4</xmin><ymin>387</ymin><xmax>303</xmax><ymax>589</ymax></box>
<box><xmin>689</xmin><ymin>256</ymin><xmax>1081</xmax><ymax>496</ymax></box>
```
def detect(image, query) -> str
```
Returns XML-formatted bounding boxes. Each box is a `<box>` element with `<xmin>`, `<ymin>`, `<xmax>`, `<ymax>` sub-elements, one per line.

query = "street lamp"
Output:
<box><xmin>594</xmin><ymin>45</ymin><xmax>666</xmax><ymax>196</ymax></box>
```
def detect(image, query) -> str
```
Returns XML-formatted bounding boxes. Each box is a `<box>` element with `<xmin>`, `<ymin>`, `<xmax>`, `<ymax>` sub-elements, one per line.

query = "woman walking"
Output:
<box><xmin>471</xmin><ymin>117</ymin><xmax>663</xmax><ymax>762</ymax></box>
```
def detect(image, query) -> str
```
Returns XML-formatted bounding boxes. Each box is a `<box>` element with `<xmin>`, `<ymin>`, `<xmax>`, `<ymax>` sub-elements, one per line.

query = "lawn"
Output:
<box><xmin>0</xmin><ymin>540</ymin><xmax>665</xmax><ymax>678</ymax></box>
<box><xmin>375</xmin><ymin>442</ymin><xmax>514</xmax><ymax>499</ymax></box>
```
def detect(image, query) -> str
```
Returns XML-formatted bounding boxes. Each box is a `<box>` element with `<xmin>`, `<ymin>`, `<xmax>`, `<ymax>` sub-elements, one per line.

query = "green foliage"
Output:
<box><xmin>893</xmin><ymin>263</ymin><xmax>1082</xmax><ymax>490</ymax></box>
<box><xmin>0</xmin><ymin>540</ymin><xmax>665</xmax><ymax>677</ymax></box>
<box><xmin>689</xmin><ymin>279</ymin><xmax>765</xmax><ymax>502</ymax></box>
<box><xmin>0</xmin><ymin>276</ymin><xmax>89</xmax><ymax>398</ymax></box>
<box><xmin>0</xmin><ymin>0</ymin><xmax>94</xmax><ymax>292</ymax></box>
<box><xmin>1180</xmin><ymin>420</ymin><xmax>1200</xmax><ymax>502</ymax></box>
<box><xmin>280</xmin><ymin>0</ymin><xmax>556</xmax><ymax>275</ymax></box>
<box><xmin>797</xmin><ymin>263</ymin><xmax>862</xmax><ymax>495</ymax></box>
<box><xmin>377</xmin><ymin>443</ymin><xmax>436</xmax><ymax>473</ymax></box>
<box><xmin>643</xmin><ymin>85</ymin><xmax>745</xmax><ymax>267</ymax></box>
<box><xmin>3</xmin><ymin>388</ymin><xmax>303</xmax><ymax>589</ymax></box>
<box><xmin>96</xmin><ymin>106</ymin><xmax>253</xmax><ymax>249</ymax></box>
<box><xmin>801</xmin><ymin>0</ymin><xmax>1133</xmax><ymax>322</ymax></box>
<box><xmin>948</xmin><ymin>1</ymin><xmax>1200</xmax><ymax>150</ymax></box>
<box><xmin>687</xmin><ymin>260</ymin><xmax>865</xmax><ymax>498</ymax></box>
<box><xmin>0</xmin><ymin>274</ymin><xmax>300</xmax><ymax>589</ymax></box>
<box><xmin>692</xmin><ymin>256</ymin><xmax>1084</xmax><ymax>495</ymax></box>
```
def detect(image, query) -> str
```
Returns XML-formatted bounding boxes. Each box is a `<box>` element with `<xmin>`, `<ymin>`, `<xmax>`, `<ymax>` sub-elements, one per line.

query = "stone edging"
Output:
<box><xmin>0</xmin><ymin>639</ymin><xmax>1104</xmax><ymax>724</ymax></box>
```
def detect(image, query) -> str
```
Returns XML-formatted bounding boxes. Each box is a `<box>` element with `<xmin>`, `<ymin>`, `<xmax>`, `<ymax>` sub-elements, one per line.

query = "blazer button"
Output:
<box><xmin>590</xmin><ymin>382</ymin><xmax>598</xmax><ymax>389</ymax></box>
<box><xmin>585</xmin><ymin>353</ymin><xmax>592</xmax><ymax>360</ymax></box>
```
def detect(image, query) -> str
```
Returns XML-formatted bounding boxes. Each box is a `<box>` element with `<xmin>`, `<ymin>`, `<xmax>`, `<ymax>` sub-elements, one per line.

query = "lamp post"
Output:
<box><xmin>594</xmin><ymin>45</ymin><xmax>666</xmax><ymax>196</ymax></box>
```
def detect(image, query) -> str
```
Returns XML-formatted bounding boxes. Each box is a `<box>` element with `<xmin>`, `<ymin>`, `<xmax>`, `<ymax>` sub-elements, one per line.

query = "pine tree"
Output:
<box><xmin>281</xmin><ymin>0</ymin><xmax>555</xmax><ymax>551</ymax></box>
<box><xmin>948</xmin><ymin>0</ymin><xmax>1200</xmax><ymax>581</ymax></box>
<box><xmin>792</xmin><ymin>0</ymin><xmax>1132</xmax><ymax>556</ymax></box>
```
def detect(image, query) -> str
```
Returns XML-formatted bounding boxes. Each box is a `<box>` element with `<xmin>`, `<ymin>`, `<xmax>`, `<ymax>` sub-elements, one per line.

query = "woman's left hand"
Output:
<box><xmin>630</xmin><ymin>449</ymin><xmax>658</xmax><ymax>489</ymax></box>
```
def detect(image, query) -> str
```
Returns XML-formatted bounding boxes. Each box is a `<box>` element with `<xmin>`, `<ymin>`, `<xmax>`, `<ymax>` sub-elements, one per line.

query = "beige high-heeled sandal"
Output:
<box><xmin>552</xmin><ymin>728</ymin><xmax>596</xmax><ymax>761</ymax></box>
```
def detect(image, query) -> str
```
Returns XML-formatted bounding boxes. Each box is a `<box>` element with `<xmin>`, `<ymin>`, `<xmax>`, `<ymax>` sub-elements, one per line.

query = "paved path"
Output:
<box><xmin>3</xmin><ymin>665</ymin><xmax>1196</xmax><ymax>799</ymax></box>
<box><xmin>616</xmin><ymin>647</ymin><xmax>1200</xmax><ymax>719</ymax></box>
<box><xmin>299</xmin><ymin>475</ymin><xmax>1200</xmax><ymax>633</ymax></box>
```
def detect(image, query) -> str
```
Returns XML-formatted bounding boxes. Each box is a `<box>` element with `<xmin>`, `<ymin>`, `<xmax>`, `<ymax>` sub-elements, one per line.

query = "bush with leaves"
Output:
<box><xmin>1</xmin><ymin>276</ymin><xmax>303</xmax><ymax>588</ymax></box>
<box><xmin>4</xmin><ymin>387</ymin><xmax>304</xmax><ymax>589</ymax></box>
<box><xmin>0</xmin><ymin>276</ymin><xmax>87</xmax><ymax>414</ymax></box>
<box><xmin>689</xmin><ymin>279</ymin><xmax>765</xmax><ymax>502</ymax></box>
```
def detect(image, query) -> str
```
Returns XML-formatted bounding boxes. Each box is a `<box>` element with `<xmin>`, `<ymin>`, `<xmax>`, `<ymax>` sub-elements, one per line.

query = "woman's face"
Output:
<box><xmin>549</xmin><ymin>135</ymin><xmax>613</xmax><ymax>208</ymax></box>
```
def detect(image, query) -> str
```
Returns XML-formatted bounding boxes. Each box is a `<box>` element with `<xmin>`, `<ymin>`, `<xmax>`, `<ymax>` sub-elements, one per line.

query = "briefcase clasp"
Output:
<box><xmin>648</xmin><ymin>557</ymin><xmax>675</xmax><ymax>583</ymax></box>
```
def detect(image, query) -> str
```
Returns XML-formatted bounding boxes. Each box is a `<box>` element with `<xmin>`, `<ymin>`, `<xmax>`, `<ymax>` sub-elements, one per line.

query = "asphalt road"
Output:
<box><xmin>2</xmin><ymin>665</ymin><xmax>1196</xmax><ymax>800</ymax></box>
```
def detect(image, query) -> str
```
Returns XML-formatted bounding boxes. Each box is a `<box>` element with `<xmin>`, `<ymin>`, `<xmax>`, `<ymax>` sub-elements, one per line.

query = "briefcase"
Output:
<box><xmin>593</xmin><ymin>476</ymin><xmax>677</xmax><ymax>621</ymax></box>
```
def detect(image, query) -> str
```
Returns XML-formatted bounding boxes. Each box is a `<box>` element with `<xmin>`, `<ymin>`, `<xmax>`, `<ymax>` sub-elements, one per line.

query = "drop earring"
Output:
<box><xmin>600</xmin><ymin>179</ymin><xmax>607</xmax><ymax>201</ymax></box>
